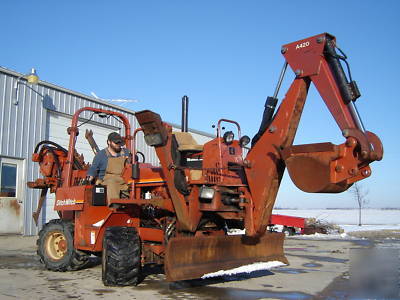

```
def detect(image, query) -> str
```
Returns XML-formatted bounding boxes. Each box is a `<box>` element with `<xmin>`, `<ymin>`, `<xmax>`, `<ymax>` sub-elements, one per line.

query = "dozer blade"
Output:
<box><xmin>164</xmin><ymin>232</ymin><xmax>288</xmax><ymax>281</ymax></box>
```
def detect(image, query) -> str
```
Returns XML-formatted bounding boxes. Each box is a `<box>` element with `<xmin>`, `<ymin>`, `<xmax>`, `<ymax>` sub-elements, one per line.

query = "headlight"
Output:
<box><xmin>199</xmin><ymin>186</ymin><xmax>215</xmax><ymax>199</ymax></box>
<box><xmin>239</xmin><ymin>135</ymin><xmax>250</xmax><ymax>147</ymax></box>
<box><xmin>223</xmin><ymin>131</ymin><xmax>234</xmax><ymax>145</ymax></box>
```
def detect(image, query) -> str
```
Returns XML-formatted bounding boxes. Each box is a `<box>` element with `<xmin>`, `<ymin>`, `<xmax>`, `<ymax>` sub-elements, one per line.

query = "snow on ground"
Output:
<box><xmin>292</xmin><ymin>232</ymin><xmax>352</xmax><ymax>240</ymax></box>
<box><xmin>227</xmin><ymin>229</ymin><xmax>245</xmax><ymax>235</ymax></box>
<box><xmin>273</xmin><ymin>209</ymin><xmax>400</xmax><ymax>237</ymax></box>
<box><xmin>273</xmin><ymin>209</ymin><xmax>400</xmax><ymax>226</ymax></box>
<box><xmin>341</xmin><ymin>224</ymin><xmax>400</xmax><ymax>233</ymax></box>
<box><xmin>201</xmin><ymin>261</ymin><xmax>286</xmax><ymax>279</ymax></box>
<box><xmin>292</xmin><ymin>225</ymin><xmax>400</xmax><ymax>240</ymax></box>
<box><xmin>228</xmin><ymin>209</ymin><xmax>400</xmax><ymax>241</ymax></box>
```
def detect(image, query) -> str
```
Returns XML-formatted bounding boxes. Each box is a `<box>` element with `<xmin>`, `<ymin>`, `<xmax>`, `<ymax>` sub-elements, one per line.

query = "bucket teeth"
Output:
<box><xmin>165</xmin><ymin>232</ymin><xmax>287</xmax><ymax>281</ymax></box>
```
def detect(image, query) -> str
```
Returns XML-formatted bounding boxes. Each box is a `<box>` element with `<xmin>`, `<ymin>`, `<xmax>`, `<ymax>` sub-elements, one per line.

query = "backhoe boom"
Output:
<box><xmin>246</xmin><ymin>32</ymin><xmax>383</xmax><ymax>236</ymax></box>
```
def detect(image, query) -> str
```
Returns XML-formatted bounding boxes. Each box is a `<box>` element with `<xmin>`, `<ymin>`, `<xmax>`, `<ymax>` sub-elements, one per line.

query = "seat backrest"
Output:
<box><xmin>173</xmin><ymin>132</ymin><xmax>203</xmax><ymax>152</ymax></box>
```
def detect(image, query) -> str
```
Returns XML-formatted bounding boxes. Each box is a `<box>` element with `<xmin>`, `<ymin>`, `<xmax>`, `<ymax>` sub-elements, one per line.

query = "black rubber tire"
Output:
<box><xmin>102</xmin><ymin>226</ymin><xmax>142</xmax><ymax>286</ymax></box>
<box><xmin>37</xmin><ymin>219</ymin><xmax>89</xmax><ymax>271</ymax></box>
<box><xmin>282</xmin><ymin>227</ymin><xmax>295</xmax><ymax>236</ymax></box>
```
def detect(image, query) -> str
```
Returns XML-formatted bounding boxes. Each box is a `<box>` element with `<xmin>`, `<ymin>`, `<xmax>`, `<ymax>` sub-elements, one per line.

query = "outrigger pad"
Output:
<box><xmin>135</xmin><ymin>110</ymin><xmax>168</xmax><ymax>147</ymax></box>
<box><xmin>164</xmin><ymin>232</ymin><xmax>288</xmax><ymax>281</ymax></box>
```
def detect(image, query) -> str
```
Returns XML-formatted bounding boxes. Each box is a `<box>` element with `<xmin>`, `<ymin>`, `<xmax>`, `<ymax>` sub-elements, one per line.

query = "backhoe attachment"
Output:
<box><xmin>278</xmin><ymin>33</ymin><xmax>383</xmax><ymax>193</ymax></box>
<box><xmin>250</xmin><ymin>33</ymin><xmax>382</xmax><ymax>199</ymax></box>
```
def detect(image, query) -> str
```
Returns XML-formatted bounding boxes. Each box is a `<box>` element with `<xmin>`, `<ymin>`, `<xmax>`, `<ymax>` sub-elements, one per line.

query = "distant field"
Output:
<box><xmin>272</xmin><ymin>209</ymin><xmax>400</xmax><ymax>226</ymax></box>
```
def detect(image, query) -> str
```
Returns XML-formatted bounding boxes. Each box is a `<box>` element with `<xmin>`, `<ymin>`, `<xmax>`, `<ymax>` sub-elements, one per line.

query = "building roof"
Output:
<box><xmin>0</xmin><ymin>66</ymin><xmax>215</xmax><ymax>138</ymax></box>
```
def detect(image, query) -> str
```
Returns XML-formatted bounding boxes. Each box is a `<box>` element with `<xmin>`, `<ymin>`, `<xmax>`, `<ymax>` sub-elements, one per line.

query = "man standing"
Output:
<box><xmin>87</xmin><ymin>132</ymin><xmax>130</xmax><ymax>201</ymax></box>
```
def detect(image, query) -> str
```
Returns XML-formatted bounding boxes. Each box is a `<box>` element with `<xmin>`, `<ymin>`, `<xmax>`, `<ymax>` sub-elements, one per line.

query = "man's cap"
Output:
<box><xmin>108</xmin><ymin>132</ymin><xmax>124</xmax><ymax>145</ymax></box>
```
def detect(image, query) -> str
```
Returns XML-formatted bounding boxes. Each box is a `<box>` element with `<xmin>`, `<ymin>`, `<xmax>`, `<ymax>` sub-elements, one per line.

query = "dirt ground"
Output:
<box><xmin>0</xmin><ymin>232</ymin><xmax>398</xmax><ymax>299</ymax></box>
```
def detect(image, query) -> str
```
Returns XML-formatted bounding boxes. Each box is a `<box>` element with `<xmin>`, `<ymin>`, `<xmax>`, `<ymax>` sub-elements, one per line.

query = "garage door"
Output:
<box><xmin>43</xmin><ymin>112</ymin><xmax>120</xmax><ymax>223</ymax></box>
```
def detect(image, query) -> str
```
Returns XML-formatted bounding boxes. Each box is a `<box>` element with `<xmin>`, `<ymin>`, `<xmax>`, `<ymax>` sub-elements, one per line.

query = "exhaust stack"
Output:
<box><xmin>181</xmin><ymin>95</ymin><xmax>189</xmax><ymax>132</ymax></box>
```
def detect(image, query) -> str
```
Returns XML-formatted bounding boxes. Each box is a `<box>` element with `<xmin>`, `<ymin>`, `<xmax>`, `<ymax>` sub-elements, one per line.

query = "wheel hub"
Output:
<box><xmin>45</xmin><ymin>231</ymin><xmax>68</xmax><ymax>260</ymax></box>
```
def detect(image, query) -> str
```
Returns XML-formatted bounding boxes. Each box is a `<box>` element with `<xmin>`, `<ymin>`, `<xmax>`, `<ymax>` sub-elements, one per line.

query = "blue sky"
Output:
<box><xmin>1</xmin><ymin>1</ymin><xmax>399</xmax><ymax>208</ymax></box>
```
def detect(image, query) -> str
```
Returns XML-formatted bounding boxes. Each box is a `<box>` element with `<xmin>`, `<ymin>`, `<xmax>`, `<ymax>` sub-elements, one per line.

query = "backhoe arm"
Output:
<box><xmin>245</xmin><ymin>33</ymin><xmax>383</xmax><ymax>236</ymax></box>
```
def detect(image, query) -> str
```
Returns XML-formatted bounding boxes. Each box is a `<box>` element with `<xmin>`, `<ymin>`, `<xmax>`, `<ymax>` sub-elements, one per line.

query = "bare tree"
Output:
<box><xmin>349</xmin><ymin>183</ymin><xmax>369</xmax><ymax>226</ymax></box>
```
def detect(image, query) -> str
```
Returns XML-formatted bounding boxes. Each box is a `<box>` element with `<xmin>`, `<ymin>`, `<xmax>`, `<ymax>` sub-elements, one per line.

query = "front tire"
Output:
<box><xmin>37</xmin><ymin>219</ymin><xmax>89</xmax><ymax>271</ymax></box>
<box><xmin>102</xmin><ymin>226</ymin><xmax>142</xmax><ymax>286</ymax></box>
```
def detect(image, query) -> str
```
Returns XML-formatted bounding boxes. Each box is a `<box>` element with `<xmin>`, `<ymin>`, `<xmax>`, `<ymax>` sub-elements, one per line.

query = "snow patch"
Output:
<box><xmin>341</xmin><ymin>224</ymin><xmax>400</xmax><ymax>233</ymax></box>
<box><xmin>227</xmin><ymin>229</ymin><xmax>245</xmax><ymax>235</ymax></box>
<box><xmin>201</xmin><ymin>261</ymin><xmax>286</xmax><ymax>279</ymax></box>
<box><xmin>273</xmin><ymin>209</ymin><xmax>400</xmax><ymax>226</ymax></box>
<box><xmin>292</xmin><ymin>232</ymin><xmax>355</xmax><ymax>240</ymax></box>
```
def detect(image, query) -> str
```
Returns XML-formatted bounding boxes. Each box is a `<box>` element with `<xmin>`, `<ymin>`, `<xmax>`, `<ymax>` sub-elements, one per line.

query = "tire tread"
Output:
<box><xmin>102</xmin><ymin>226</ymin><xmax>142</xmax><ymax>286</ymax></box>
<box><xmin>37</xmin><ymin>219</ymin><xmax>89</xmax><ymax>272</ymax></box>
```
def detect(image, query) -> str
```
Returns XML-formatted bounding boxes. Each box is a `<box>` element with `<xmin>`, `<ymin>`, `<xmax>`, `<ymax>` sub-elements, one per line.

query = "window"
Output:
<box><xmin>0</xmin><ymin>163</ymin><xmax>17</xmax><ymax>197</ymax></box>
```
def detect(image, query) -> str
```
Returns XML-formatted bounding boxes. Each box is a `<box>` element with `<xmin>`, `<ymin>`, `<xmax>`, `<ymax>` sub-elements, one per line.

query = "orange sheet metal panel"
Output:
<box><xmin>54</xmin><ymin>186</ymin><xmax>90</xmax><ymax>211</ymax></box>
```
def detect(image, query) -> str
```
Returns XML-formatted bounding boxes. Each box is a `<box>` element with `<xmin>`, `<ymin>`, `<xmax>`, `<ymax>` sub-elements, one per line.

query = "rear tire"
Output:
<box><xmin>102</xmin><ymin>226</ymin><xmax>142</xmax><ymax>286</ymax></box>
<box><xmin>37</xmin><ymin>219</ymin><xmax>89</xmax><ymax>271</ymax></box>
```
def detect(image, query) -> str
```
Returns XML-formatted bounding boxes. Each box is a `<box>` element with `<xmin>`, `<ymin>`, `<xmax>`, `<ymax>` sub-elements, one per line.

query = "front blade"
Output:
<box><xmin>165</xmin><ymin>232</ymin><xmax>288</xmax><ymax>281</ymax></box>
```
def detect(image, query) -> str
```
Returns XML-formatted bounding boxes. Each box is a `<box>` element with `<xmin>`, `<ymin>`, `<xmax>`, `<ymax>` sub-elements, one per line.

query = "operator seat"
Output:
<box><xmin>172</xmin><ymin>132</ymin><xmax>203</xmax><ymax>153</ymax></box>
<box><xmin>171</xmin><ymin>132</ymin><xmax>203</xmax><ymax>195</ymax></box>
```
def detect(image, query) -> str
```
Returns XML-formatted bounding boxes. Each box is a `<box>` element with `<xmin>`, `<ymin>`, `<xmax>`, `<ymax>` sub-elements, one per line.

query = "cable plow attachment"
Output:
<box><xmin>164</xmin><ymin>232</ymin><xmax>287</xmax><ymax>281</ymax></box>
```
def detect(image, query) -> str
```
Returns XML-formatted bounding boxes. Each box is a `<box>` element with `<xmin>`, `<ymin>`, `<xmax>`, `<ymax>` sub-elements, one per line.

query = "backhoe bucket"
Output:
<box><xmin>164</xmin><ymin>232</ymin><xmax>287</xmax><ymax>281</ymax></box>
<box><xmin>282</xmin><ymin>143</ymin><xmax>351</xmax><ymax>193</ymax></box>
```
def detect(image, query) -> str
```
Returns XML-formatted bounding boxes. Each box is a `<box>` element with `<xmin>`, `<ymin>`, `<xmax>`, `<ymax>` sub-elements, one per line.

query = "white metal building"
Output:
<box><xmin>0</xmin><ymin>67</ymin><xmax>213</xmax><ymax>235</ymax></box>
